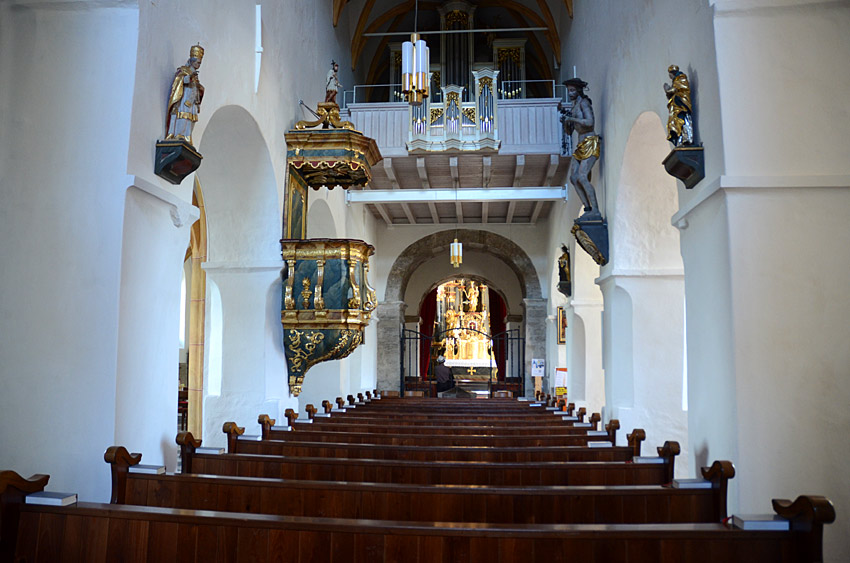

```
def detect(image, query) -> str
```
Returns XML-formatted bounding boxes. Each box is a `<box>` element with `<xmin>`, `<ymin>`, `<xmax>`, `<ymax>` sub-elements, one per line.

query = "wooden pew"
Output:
<box><xmin>106</xmin><ymin>446</ymin><xmax>734</xmax><ymax>525</ymax></box>
<box><xmin>262</xmin><ymin>424</ymin><xmax>617</xmax><ymax>447</ymax></box>
<box><xmin>3</xmin><ymin>472</ymin><xmax>835</xmax><ymax>563</ymax></box>
<box><xmin>178</xmin><ymin>432</ymin><xmax>679</xmax><ymax>487</ymax></box>
<box><xmin>223</xmin><ymin>428</ymin><xmax>639</xmax><ymax>463</ymax></box>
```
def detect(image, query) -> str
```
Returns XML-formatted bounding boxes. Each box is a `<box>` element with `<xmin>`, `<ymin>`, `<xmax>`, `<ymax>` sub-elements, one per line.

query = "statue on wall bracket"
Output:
<box><xmin>155</xmin><ymin>44</ymin><xmax>205</xmax><ymax>185</ymax></box>
<box><xmin>281</xmin><ymin>69</ymin><xmax>382</xmax><ymax>395</ymax></box>
<box><xmin>662</xmin><ymin>64</ymin><xmax>705</xmax><ymax>189</ymax></box>
<box><xmin>557</xmin><ymin>244</ymin><xmax>571</xmax><ymax>298</ymax></box>
<box><xmin>561</xmin><ymin>77</ymin><xmax>608</xmax><ymax>265</ymax></box>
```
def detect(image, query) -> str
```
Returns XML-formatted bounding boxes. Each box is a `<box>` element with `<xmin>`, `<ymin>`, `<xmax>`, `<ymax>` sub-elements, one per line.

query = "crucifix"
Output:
<box><xmin>466</xmin><ymin>366</ymin><xmax>476</xmax><ymax>378</ymax></box>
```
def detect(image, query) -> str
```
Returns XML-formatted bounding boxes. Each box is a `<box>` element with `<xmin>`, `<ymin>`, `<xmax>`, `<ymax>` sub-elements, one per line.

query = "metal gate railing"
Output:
<box><xmin>400</xmin><ymin>327</ymin><xmax>524</xmax><ymax>397</ymax></box>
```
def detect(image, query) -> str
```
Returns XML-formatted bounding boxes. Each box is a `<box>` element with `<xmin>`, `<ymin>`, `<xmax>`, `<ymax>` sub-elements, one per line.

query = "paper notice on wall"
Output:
<box><xmin>554</xmin><ymin>368</ymin><xmax>568</xmax><ymax>397</ymax></box>
<box><xmin>531</xmin><ymin>359</ymin><xmax>545</xmax><ymax>377</ymax></box>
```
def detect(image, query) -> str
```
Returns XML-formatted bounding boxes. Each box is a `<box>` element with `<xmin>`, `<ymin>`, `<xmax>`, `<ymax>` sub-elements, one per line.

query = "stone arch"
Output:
<box><xmin>197</xmin><ymin>104</ymin><xmax>279</xmax><ymax>263</ymax></box>
<box><xmin>377</xmin><ymin>229</ymin><xmax>544</xmax><ymax>395</ymax></box>
<box><xmin>385</xmin><ymin>228</ymin><xmax>542</xmax><ymax>303</ymax></box>
<box><xmin>306</xmin><ymin>198</ymin><xmax>337</xmax><ymax>239</ymax></box>
<box><xmin>611</xmin><ymin>111</ymin><xmax>682</xmax><ymax>271</ymax></box>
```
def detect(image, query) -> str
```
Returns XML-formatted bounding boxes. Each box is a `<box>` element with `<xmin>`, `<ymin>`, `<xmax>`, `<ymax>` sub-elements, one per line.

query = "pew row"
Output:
<box><xmin>178</xmin><ymin>432</ymin><xmax>679</xmax><ymax>486</ymax></box>
<box><xmin>2</xmin><ymin>472</ymin><xmax>835</xmax><ymax>563</ymax></box>
<box><xmin>223</xmin><ymin>433</ymin><xmax>637</xmax><ymax>464</ymax></box>
<box><xmin>106</xmin><ymin>446</ymin><xmax>734</xmax><ymax>525</ymax></box>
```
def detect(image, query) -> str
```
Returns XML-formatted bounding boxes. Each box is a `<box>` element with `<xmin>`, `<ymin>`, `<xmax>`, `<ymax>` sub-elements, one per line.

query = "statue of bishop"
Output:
<box><xmin>166</xmin><ymin>44</ymin><xmax>205</xmax><ymax>147</ymax></box>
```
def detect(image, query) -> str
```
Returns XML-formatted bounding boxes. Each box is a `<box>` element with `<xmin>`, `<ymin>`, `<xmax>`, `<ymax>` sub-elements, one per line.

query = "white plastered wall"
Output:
<box><xmin>121</xmin><ymin>1</ymin><xmax>377</xmax><ymax>442</ymax></box>
<box><xmin>598</xmin><ymin>111</ymin><xmax>688</xmax><ymax>476</ymax></box>
<box><xmin>560</xmin><ymin>0</ymin><xmax>722</xmax><ymax>475</ymax></box>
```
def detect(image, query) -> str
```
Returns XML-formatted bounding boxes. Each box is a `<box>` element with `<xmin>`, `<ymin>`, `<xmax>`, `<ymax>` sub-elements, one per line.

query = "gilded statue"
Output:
<box><xmin>561</xmin><ymin>78</ymin><xmax>602</xmax><ymax>220</ymax></box>
<box><xmin>166</xmin><ymin>44</ymin><xmax>205</xmax><ymax>147</ymax></box>
<box><xmin>664</xmin><ymin>65</ymin><xmax>694</xmax><ymax>147</ymax></box>
<box><xmin>464</xmin><ymin>283</ymin><xmax>479</xmax><ymax>312</ymax></box>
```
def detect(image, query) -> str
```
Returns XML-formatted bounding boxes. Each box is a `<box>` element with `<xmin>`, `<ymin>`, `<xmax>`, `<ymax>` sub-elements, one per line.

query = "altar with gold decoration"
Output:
<box><xmin>435</xmin><ymin>280</ymin><xmax>496</xmax><ymax>388</ymax></box>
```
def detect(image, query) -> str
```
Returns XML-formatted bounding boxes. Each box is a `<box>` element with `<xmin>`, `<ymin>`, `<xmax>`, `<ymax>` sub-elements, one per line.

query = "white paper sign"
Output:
<box><xmin>531</xmin><ymin>358</ymin><xmax>545</xmax><ymax>377</ymax></box>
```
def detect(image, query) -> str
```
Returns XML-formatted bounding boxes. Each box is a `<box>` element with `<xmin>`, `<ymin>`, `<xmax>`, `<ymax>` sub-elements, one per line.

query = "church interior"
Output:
<box><xmin>1</xmin><ymin>0</ymin><xmax>848</xmax><ymax>559</ymax></box>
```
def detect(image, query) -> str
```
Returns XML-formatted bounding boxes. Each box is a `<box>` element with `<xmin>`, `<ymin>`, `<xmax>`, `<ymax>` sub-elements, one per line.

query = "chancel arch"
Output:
<box><xmin>378</xmin><ymin>228</ymin><xmax>543</xmax><ymax>392</ymax></box>
<box><xmin>598</xmin><ymin>110</ymin><xmax>688</xmax><ymax>476</ymax></box>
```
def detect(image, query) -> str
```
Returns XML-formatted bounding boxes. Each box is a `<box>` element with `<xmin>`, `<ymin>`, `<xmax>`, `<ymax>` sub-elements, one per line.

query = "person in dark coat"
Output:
<box><xmin>435</xmin><ymin>355</ymin><xmax>454</xmax><ymax>393</ymax></box>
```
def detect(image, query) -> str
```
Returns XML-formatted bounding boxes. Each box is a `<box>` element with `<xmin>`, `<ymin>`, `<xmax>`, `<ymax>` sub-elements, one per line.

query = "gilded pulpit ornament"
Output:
<box><xmin>561</xmin><ymin>77</ymin><xmax>608</xmax><ymax>265</ymax></box>
<box><xmin>281</xmin><ymin>71</ymin><xmax>383</xmax><ymax>396</ymax></box>
<box><xmin>295</xmin><ymin>60</ymin><xmax>355</xmax><ymax>131</ymax></box>
<box><xmin>662</xmin><ymin>64</ymin><xmax>705</xmax><ymax>189</ymax></box>
<box><xmin>155</xmin><ymin>44</ymin><xmax>205</xmax><ymax>185</ymax></box>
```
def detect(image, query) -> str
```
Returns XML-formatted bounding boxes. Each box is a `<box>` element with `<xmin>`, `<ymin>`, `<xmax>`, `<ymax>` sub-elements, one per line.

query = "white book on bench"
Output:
<box><xmin>314</xmin><ymin>413</ymin><xmax>331</xmax><ymax>418</ymax></box>
<box><xmin>573</xmin><ymin>422</ymin><xmax>592</xmax><ymax>428</ymax></box>
<box><xmin>632</xmin><ymin>456</ymin><xmax>664</xmax><ymax>464</ymax></box>
<box><xmin>195</xmin><ymin>447</ymin><xmax>225</xmax><ymax>455</ymax></box>
<box><xmin>293</xmin><ymin>419</ymin><xmax>313</xmax><ymax>424</ymax></box>
<box><xmin>25</xmin><ymin>491</ymin><xmax>77</xmax><ymax>506</ymax></box>
<box><xmin>587</xmin><ymin>430</ymin><xmax>608</xmax><ymax>437</ymax></box>
<box><xmin>672</xmin><ymin>478</ymin><xmax>712</xmax><ymax>489</ymax></box>
<box><xmin>587</xmin><ymin>441</ymin><xmax>613</xmax><ymax>448</ymax></box>
<box><xmin>731</xmin><ymin>514</ymin><xmax>790</xmax><ymax>531</ymax></box>
<box><xmin>561</xmin><ymin>416</ymin><xmax>578</xmax><ymax>421</ymax></box>
<box><xmin>129</xmin><ymin>464</ymin><xmax>165</xmax><ymax>475</ymax></box>
<box><xmin>239</xmin><ymin>434</ymin><xmax>263</xmax><ymax>441</ymax></box>
<box><xmin>271</xmin><ymin>425</ymin><xmax>291</xmax><ymax>431</ymax></box>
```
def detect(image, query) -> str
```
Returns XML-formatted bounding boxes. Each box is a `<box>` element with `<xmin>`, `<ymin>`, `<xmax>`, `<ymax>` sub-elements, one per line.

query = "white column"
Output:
<box><xmin>115</xmin><ymin>179</ymin><xmax>199</xmax><ymax>472</ymax></box>
<box><xmin>598</xmin><ymin>272</ymin><xmax>688</xmax><ymax>475</ymax></box>
<box><xmin>0</xmin><ymin>2</ymin><xmax>139</xmax><ymax>502</ymax></box>
<box><xmin>568</xmin><ymin>300</ymin><xmax>605</xmax><ymax>416</ymax></box>
<box><xmin>201</xmin><ymin>262</ymin><xmax>290</xmax><ymax>447</ymax></box>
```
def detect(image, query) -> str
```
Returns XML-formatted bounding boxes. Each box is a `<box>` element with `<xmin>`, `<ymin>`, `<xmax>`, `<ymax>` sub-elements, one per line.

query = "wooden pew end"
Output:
<box><xmin>175</xmin><ymin>431</ymin><xmax>201</xmax><ymax>474</ymax></box>
<box><xmin>104</xmin><ymin>446</ymin><xmax>142</xmax><ymax>504</ymax></box>
<box><xmin>258</xmin><ymin>414</ymin><xmax>276</xmax><ymax>439</ymax></box>
<box><xmin>222</xmin><ymin>422</ymin><xmax>245</xmax><ymax>454</ymax></box>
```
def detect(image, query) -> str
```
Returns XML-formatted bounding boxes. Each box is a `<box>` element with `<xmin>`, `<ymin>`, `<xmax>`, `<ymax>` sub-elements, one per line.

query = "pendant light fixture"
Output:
<box><xmin>450</xmin><ymin>177</ymin><xmax>462</xmax><ymax>268</ymax></box>
<box><xmin>401</xmin><ymin>0</ymin><xmax>430</xmax><ymax>105</ymax></box>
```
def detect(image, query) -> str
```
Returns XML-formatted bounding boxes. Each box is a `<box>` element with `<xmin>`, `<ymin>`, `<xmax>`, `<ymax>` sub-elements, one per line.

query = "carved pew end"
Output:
<box><xmin>222</xmin><ymin>422</ymin><xmax>245</xmax><ymax>453</ymax></box>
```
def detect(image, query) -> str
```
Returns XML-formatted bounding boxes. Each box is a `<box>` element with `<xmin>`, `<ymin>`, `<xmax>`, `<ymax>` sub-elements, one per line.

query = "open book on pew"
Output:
<box><xmin>25</xmin><ymin>491</ymin><xmax>78</xmax><ymax>506</ymax></box>
<box><xmin>672</xmin><ymin>478</ymin><xmax>712</xmax><ymax>489</ymax></box>
<box><xmin>731</xmin><ymin>514</ymin><xmax>790</xmax><ymax>531</ymax></box>
<box><xmin>129</xmin><ymin>464</ymin><xmax>166</xmax><ymax>475</ymax></box>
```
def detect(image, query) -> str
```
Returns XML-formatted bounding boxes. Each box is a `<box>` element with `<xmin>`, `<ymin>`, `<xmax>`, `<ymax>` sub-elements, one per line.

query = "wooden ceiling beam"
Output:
<box><xmin>350</xmin><ymin>0</ymin><xmax>377</xmax><ymax>70</ymax></box>
<box><xmin>333</xmin><ymin>0</ymin><xmax>349</xmax><ymax>27</ymax></box>
<box><xmin>353</xmin><ymin>0</ymin><xmax>439</xmax><ymax>71</ymax></box>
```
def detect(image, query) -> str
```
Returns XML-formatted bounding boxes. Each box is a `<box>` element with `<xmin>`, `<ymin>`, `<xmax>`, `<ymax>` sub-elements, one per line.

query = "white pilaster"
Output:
<box><xmin>201</xmin><ymin>261</ymin><xmax>290</xmax><ymax>447</ymax></box>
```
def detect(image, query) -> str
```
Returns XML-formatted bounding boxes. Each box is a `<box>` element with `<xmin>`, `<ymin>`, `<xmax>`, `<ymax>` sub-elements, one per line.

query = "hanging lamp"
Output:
<box><xmin>401</xmin><ymin>0</ymin><xmax>430</xmax><ymax>105</ymax></box>
<box><xmin>450</xmin><ymin>238</ymin><xmax>462</xmax><ymax>268</ymax></box>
